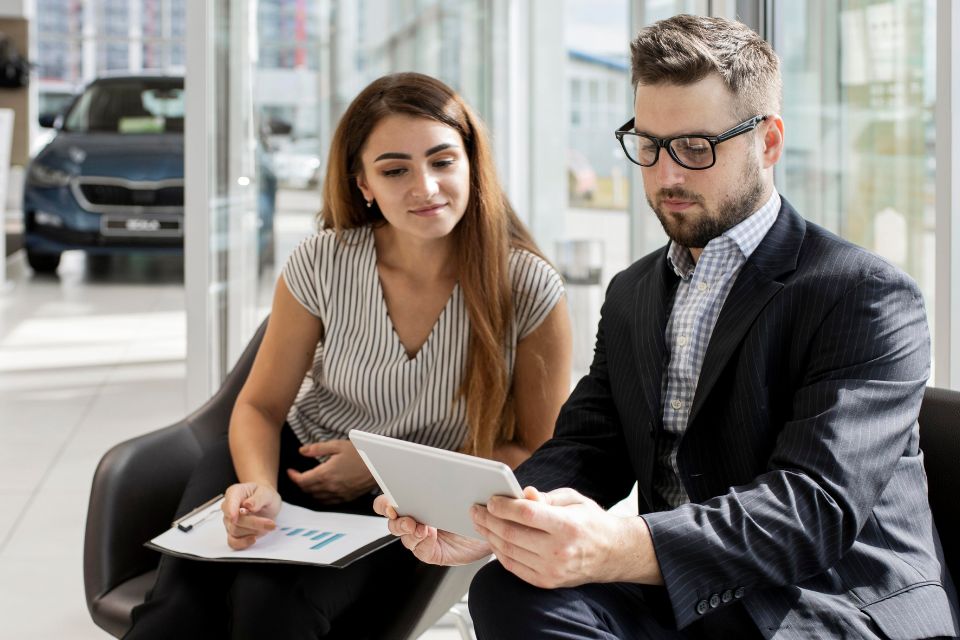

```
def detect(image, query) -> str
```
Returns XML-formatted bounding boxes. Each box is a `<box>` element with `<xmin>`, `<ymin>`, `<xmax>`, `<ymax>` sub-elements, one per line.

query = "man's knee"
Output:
<box><xmin>468</xmin><ymin>561</ymin><xmax>542</xmax><ymax>632</ymax></box>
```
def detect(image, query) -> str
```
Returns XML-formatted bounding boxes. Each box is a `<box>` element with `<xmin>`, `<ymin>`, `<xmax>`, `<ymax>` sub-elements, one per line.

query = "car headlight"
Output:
<box><xmin>28</xmin><ymin>163</ymin><xmax>72</xmax><ymax>187</ymax></box>
<box><xmin>34</xmin><ymin>211</ymin><xmax>64</xmax><ymax>227</ymax></box>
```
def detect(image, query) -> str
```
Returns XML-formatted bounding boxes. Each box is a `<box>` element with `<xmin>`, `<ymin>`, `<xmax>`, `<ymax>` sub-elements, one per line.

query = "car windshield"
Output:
<box><xmin>63</xmin><ymin>78</ymin><xmax>184</xmax><ymax>134</ymax></box>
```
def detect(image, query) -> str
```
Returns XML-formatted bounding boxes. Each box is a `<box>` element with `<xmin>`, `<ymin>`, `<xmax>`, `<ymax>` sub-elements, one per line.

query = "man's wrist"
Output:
<box><xmin>605</xmin><ymin>515</ymin><xmax>664</xmax><ymax>585</ymax></box>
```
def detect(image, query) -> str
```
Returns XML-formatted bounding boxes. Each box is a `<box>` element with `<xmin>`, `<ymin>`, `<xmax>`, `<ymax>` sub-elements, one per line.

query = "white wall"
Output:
<box><xmin>0</xmin><ymin>0</ymin><xmax>29</xmax><ymax>18</ymax></box>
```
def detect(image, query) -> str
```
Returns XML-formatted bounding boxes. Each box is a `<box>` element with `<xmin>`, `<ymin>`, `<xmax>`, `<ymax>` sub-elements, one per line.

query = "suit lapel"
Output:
<box><xmin>632</xmin><ymin>248</ymin><xmax>677</xmax><ymax>424</ymax></box>
<box><xmin>687</xmin><ymin>200</ymin><xmax>806</xmax><ymax>425</ymax></box>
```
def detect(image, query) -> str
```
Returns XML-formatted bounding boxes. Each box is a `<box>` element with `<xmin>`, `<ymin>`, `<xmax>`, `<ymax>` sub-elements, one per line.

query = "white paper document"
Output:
<box><xmin>147</xmin><ymin>498</ymin><xmax>395</xmax><ymax>568</ymax></box>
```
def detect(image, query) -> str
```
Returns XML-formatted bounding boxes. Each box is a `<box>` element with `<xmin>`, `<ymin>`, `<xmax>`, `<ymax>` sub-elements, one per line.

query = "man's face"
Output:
<box><xmin>633</xmin><ymin>75</ymin><xmax>774</xmax><ymax>250</ymax></box>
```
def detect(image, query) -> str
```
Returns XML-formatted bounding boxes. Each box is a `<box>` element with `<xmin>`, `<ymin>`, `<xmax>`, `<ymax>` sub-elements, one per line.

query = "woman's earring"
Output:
<box><xmin>366</xmin><ymin>200</ymin><xmax>373</xmax><ymax>208</ymax></box>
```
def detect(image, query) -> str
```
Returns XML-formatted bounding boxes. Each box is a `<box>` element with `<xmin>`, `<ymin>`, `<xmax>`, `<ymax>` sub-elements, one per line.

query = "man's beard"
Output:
<box><xmin>647</xmin><ymin>160</ymin><xmax>765</xmax><ymax>250</ymax></box>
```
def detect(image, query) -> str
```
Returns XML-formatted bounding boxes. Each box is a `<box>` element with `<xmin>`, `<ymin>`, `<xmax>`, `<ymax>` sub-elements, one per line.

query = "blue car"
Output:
<box><xmin>23</xmin><ymin>73</ymin><xmax>276</xmax><ymax>273</ymax></box>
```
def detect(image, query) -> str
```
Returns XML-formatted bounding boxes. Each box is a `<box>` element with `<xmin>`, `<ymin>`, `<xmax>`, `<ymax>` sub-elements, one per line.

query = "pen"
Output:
<box><xmin>173</xmin><ymin>493</ymin><xmax>224</xmax><ymax>532</ymax></box>
<box><xmin>176</xmin><ymin>509</ymin><xmax>220</xmax><ymax>533</ymax></box>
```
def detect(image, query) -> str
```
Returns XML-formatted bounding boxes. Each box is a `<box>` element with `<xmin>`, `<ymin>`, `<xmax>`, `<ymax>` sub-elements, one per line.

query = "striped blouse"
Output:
<box><xmin>281</xmin><ymin>225</ymin><xmax>565</xmax><ymax>451</ymax></box>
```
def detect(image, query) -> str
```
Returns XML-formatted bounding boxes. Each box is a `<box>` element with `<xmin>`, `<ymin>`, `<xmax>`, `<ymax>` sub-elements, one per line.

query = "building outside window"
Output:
<box><xmin>34</xmin><ymin>0</ymin><xmax>187</xmax><ymax>92</ymax></box>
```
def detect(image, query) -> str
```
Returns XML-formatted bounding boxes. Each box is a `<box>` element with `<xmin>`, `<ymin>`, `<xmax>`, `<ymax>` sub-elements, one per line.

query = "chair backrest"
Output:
<box><xmin>84</xmin><ymin>317</ymin><xmax>269</xmax><ymax>634</ymax></box>
<box><xmin>918</xmin><ymin>386</ymin><xmax>960</xmax><ymax>583</ymax></box>
<box><xmin>185</xmin><ymin>317</ymin><xmax>269</xmax><ymax>448</ymax></box>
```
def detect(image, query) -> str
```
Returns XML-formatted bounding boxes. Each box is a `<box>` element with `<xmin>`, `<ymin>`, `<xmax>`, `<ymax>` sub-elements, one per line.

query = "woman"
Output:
<box><xmin>125</xmin><ymin>71</ymin><xmax>571</xmax><ymax>639</ymax></box>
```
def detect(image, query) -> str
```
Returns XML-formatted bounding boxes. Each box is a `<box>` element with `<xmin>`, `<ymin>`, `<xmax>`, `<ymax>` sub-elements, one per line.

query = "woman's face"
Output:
<box><xmin>356</xmin><ymin>114</ymin><xmax>470</xmax><ymax>242</ymax></box>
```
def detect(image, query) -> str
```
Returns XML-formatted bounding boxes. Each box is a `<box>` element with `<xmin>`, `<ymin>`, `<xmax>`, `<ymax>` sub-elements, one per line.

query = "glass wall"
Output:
<box><xmin>773</xmin><ymin>0</ymin><xmax>937</xmax><ymax>377</ymax></box>
<box><xmin>182</xmin><ymin>0</ymin><xmax>952</xmax><ymax>400</ymax></box>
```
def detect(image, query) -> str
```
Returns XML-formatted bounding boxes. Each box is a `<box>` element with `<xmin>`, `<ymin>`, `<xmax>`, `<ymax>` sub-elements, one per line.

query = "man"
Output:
<box><xmin>375</xmin><ymin>14</ymin><xmax>960</xmax><ymax>639</ymax></box>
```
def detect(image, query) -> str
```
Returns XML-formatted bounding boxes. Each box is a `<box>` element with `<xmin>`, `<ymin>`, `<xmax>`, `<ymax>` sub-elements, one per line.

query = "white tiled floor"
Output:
<box><xmin>0</xmin><ymin>190</ymin><xmax>468</xmax><ymax>639</ymax></box>
<box><xmin>0</xmin><ymin>251</ymin><xmax>189</xmax><ymax>640</ymax></box>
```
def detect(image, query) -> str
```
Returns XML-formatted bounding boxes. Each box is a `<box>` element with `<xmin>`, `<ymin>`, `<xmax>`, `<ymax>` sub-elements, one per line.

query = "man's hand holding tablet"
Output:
<box><xmin>357</xmin><ymin>430</ymin><xmax>664</xmax><ymax>590</ymax></box>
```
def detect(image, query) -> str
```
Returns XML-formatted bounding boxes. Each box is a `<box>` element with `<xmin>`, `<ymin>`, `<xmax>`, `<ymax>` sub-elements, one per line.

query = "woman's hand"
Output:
<box><xmin>287</xmin><ymin>439</ymin><xmax>377</xmax><ymax>504</ymax></box>
<box><xmin>373</xmin><ymin>495</ymin><xmax>492</xmax><ymax>566</ymax></box>
<box><xmin>221</xmin><ymin>482</ymin><xmax>282</xmax><ymax>550</ymax></box>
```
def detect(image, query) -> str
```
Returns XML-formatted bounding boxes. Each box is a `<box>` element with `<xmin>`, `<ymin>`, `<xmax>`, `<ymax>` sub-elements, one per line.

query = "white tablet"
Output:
<box><xmin>349</xmin><ymin>430</ymin><xmax>523</xmax><ymax>540</ymax></box>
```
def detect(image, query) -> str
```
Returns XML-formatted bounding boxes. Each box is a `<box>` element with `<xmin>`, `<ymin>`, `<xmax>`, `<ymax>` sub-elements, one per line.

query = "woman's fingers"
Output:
<box><xmin>227</xmin><ymin>533</ymin><xmax>258</xmax><ymax>550</ymax></box>
<box><xmin>222</xmin><ymin>482</ymin><xmax>256</xmax><ymax>521</ymax></box>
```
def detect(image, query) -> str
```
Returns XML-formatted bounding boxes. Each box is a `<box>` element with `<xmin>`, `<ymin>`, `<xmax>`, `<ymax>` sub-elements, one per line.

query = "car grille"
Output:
<box><xmin>72</xmin><ymin>177</ymin><xmax>184</xmax><ymax>214</ymax></box>
<box><xmin>80</xmin><ymin>184</ymin><xmax>183</xmax><ymax>207</ymax></box>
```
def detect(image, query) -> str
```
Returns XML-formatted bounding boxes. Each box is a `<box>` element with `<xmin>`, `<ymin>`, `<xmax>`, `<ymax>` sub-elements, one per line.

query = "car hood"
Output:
<box><xmin>35</xmin><ymin>132</ymin><xmax>184</xmax><ymax>182</ymax></box>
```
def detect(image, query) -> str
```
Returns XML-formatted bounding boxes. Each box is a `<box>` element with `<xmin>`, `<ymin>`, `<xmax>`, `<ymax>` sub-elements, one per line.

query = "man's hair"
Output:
<box><xmin>630</xmin><ymin>14</ymin><xmax>781</xmax><ymax>118</ymax></box>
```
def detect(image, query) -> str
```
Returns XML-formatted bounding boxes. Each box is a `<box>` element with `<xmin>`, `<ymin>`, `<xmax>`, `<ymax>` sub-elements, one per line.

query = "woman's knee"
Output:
<box><xmin>230</xmin><ymin>567</ymin><xmax>329</xmax><ymax>638</ymax></box>
<box><xmin>231</xmin><ymin>566</ymin><xmax>301</xmax><ymax>615</ymax></box>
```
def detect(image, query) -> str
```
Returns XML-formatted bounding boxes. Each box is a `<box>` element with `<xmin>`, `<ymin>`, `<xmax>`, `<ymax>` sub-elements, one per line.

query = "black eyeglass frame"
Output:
<box><xmin>614</xmin><ymin>114</ymin><xmax>768</xmax><ymax>170</ymax></box>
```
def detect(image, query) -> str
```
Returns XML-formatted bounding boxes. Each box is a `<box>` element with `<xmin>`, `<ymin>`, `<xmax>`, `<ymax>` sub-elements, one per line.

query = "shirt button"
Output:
<box><xmin>671</xmin><ymin>399</ymin><xmax>682</xmax><ymax>410</ymax></box>
<box><xmin>709</xmin><ymin>594</ymin><xmax>721</xmax><ymax>608</ymax></box>
<box><xmin>695</xmin><ymin>599</ymin><xmax>709</xmax><ymax>615</ymax></box>
<box><xmin>734</xmin><ymin>587</ymin><xmax>745</xmax><ymax>599</ymax></box>
<box><xmin>677</xmin><ymin>335</ymin><xmax>688</xmax><ymax>347</ymax></box>
<box><xmin>697</xmin><ymin>281</ymin><xmax>709</xmax><ymax>292</ymax></box>
<box><xmin>721</xmin><ymin>590</ymin><xmax>733</xmax><ymax>603</ymax></box>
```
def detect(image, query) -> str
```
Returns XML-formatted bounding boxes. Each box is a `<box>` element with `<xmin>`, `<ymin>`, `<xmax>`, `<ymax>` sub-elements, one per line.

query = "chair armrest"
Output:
<box><xmin>83</xmin><ymin>421</ymin><xmax>204</xmax><ymax>612</ymax></box>
<box><xmin>388</xmin><ymin>559</ymin><xmax>488</xmax><ymax>639</ymax></box>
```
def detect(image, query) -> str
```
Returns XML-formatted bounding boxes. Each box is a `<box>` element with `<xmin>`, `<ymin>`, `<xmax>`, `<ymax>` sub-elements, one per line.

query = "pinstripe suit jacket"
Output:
<box><xmin>515</xmin><ymin>200</ymin><xmax>960</xmax><ymax>639</ymax></box>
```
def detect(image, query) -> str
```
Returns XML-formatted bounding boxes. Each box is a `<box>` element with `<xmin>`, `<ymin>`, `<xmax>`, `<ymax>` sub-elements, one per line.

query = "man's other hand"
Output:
<box><xmin>471</xmin><ymin>486</ymin><xmax>663</xmax><ymax>589</ymax></box>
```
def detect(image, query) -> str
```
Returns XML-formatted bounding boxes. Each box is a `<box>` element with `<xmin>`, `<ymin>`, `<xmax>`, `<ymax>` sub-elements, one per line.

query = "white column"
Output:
<box><xmin>225</xmin><ymin>0</ymin><xmax>258</xmax><ymax>373</ymax></box>
<box><xmin>185</xmin><ymin>0</ymin><xmax>216</xmax><ymax>411</ymax></box>
<box><xmin>935</xmin><ymin>0</ymin><xmax>960</xmax><ymax>388</ymax></box>
<box><xmin>524</xmin><ymin>0</ymin><xmax>565</xmax><ymax>262</ymax></box>
<box><xmin>82</xmin><ymin>0</ymin><xmax>97</xmax><ymax>80</ymax></box>
<box><xmin>316</xmin><ymin>0</ymin><xmax>332</xmax><ymax>176</ymax></box>
<box><xmin>128</xmin><ymin>0</ymin><xmax>142</xmax><ymax>72</ymax></box>
<box><xmin>491</xmin><ymin>0</ymin><xmax>528</xmax><ymax>224</ymax></box>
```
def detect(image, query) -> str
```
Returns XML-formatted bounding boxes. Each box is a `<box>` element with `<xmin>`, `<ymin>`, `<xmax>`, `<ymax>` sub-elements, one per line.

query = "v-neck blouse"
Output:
<box><xmin>281</xmin><ymin>226</ymin><xmax>565</xmax><ymax>451</ymax></box>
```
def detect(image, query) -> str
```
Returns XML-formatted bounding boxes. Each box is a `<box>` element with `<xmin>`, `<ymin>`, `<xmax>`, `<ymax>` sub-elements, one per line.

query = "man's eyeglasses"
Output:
<box><xmin>614</xmin><ymin>115</ymin><xmax>768</xmax><ymax>170</ymax></box>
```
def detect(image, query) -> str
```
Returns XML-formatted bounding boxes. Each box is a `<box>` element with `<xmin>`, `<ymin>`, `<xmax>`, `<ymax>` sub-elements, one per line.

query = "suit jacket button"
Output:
<box><xmin>696</xmin><ymin>599</ymin><xmax>709</xmax><ymax>615</ymax></box>
<box><xmin>709</xmin><ymin>594</ymin><xmax>720</xmax><ymax>608</ymax></box>
<box><xmin>721</xmin><ymin>590</ymin><xmax>733</xmax><ymax>603</ymax></box>
<box><xmin>734</xmin><ymin>587</ymin><xmax>745</xmax><ymax>599</ymax></box>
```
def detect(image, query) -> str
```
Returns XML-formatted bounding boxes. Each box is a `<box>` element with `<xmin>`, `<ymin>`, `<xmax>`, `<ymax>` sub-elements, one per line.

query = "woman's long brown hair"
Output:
<box><xmin>320</xmin><ymin>72</ymin><xmax>544</xmax><ymax>459</ymax></box>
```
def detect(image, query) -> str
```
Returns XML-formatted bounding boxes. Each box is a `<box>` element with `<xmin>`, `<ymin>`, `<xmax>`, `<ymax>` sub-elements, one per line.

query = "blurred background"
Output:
<box><xmin>0</xmin><ymin>0</ymin><xmax>949</xmax><ymax>637</ymax></box>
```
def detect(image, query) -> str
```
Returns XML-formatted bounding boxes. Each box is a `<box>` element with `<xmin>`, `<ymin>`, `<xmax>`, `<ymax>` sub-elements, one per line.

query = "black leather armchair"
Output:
<box><xmin>83</xmin><ymin>317</ymin><xmax>481</xmax><ymax>638</ymax></box>
<box><xmin>918</xmin><ymin>386</ymin><xmax>960</xmax><ymax>585</ymax></box>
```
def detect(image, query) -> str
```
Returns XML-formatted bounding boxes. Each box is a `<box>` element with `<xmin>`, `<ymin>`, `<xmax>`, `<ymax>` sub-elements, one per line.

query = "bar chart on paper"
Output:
<box><xmin>148</xmin><ymin>499</ymin><xmax>393</xmax><ymax>567</ymax></box>
<box><xmin>279</xmin><ymin>527</ymin><xmax>347</xmax><ymax>550</ymax></box>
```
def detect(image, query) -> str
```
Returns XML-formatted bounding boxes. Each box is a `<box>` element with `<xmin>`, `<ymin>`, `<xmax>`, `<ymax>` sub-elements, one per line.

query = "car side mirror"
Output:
<box><xmin>38</xmin><ymin>113</ymin><xmax>59</xmax><ymax>129</ymax></box>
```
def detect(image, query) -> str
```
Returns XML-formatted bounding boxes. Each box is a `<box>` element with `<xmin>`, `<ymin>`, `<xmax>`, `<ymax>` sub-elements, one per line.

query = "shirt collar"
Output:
<box><xmin>667</xmin><ymin>189</ymin><xmax>781</xmax><ymax>278</ymax></box>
